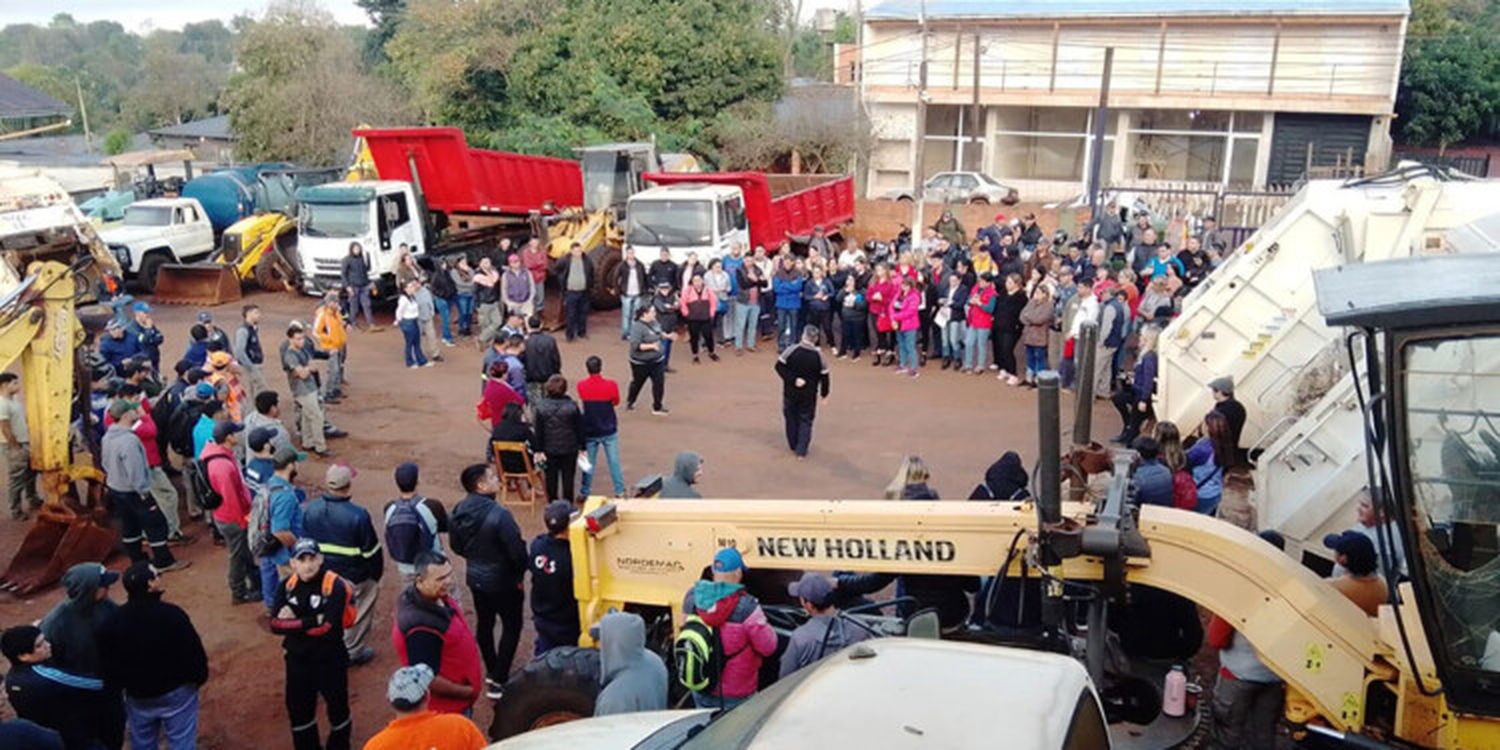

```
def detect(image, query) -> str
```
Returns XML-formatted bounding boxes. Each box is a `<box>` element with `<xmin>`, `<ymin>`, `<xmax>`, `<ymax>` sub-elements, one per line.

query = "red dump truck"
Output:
<box><xmin>630</xmin><ymin>172</ymin><xmax>855</xmax><ymax>261</ymax></box>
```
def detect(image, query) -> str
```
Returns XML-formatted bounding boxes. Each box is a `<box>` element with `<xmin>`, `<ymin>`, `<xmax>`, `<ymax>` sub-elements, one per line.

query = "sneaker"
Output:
<box><xmin>651</xmin><ymin>407</ymin><xmax>670</xmax><ymax>416</ymax></box>
<box><xmin>325</xmin><ymin>428</ymin><xmax>349</xmax><ymax>439</ymax></box>
<box><xmin>485</xmin><ymin>678</ymin><xmax>505</xmax><ymax>700</ymax></box>
<box><xmin>421</xmin><ymin>361</ymin><xmax>435</xmax><ymax>368</ymax></box>
<box><xmin>167</xmin><ymin>532</ymin><xmax>196</xmax><ymax>546</ymax></box>
<box><xmin>311</xmin><ymin>448</ymin><xmax>337</xmax><ymax>458</ymax></box>
<box><xmin>153</xmin><ymin>560</ymin><xmax>192</xmax><ymax>575</ymax></box>
<box><xmin>443</xmin><ymin>340</ymin><xmax>456</xmax><ymax>347</ymax></box>
<box><xmin>708</xmin><ymin>352</ymin><xmax>720</xmax><ymax>362</ymax></box>
<box><xmin>349</xmin><ymin>647</ymin><xmax>376</xmax><ymax>667</ymax></box>
<box><xmin>408</xmin><ymin>365</ymin><xmax>419</xmax><ymax>370</ymax></box>
<box><xmin>909</xmin><ymin>371</ymin><xmax>920</xmax><ymax>379</ymax></box>
<box><xmin>625</xmin><ymin>402</ymin><xmax>636</xmax><ymax>411</ymax></box>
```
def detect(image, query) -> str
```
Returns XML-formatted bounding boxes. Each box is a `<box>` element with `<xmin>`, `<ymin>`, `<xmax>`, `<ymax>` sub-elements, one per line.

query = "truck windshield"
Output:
<box><xmin>1401</xmin><ymin>331</ymin><xmax>1500</xmax><ymax>692</ymax></box>
<box><xmin>123</xmin><ymin>205</ymin><xmax>173</xmax><ymax>226</ymax></box>
<box><xmin>300</xmin><ymin>202</ymin><xmax>370</xmax><ymax>238</ymax></box>
<box><xmin>627</xmin><ymin>200</ymin><xmax>713</xmax><ymax>247</ymax></box>
<box><xmin>582</xmin><ymin>151</ymin><xmax>631</xmax><ymax>213</ymax></box>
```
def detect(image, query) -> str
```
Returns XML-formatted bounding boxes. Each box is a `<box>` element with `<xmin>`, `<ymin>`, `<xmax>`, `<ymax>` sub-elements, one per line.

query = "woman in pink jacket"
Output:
<box><xmin>679</xmin><ymin>274</ymin><xmax>720</xmax><ymax>363</ymax></box>
<box><xmin>891</xmin><ymin>275</ymin><xmax>923</xmax><ymax>377</ymax></box>
<box><xmin>866</xmin><ymin>264</ymin><xmax>897</xmax><ymax>367</ymax></box>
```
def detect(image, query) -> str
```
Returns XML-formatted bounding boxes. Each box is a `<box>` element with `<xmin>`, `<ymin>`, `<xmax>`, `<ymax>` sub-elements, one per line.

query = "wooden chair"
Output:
<box><xmin>491</xmin><ymin>440</ymin><xmax>544</xmax><ymax>510</ymax></box>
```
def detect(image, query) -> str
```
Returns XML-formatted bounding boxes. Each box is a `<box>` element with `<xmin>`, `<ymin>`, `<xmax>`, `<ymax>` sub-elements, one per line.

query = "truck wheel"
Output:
<box><xmin>137</xmin><ymin>252</ymin><xmax>169</xmax><ymax>293</ymax></box>
<box><xmin>588</xmin><ymin>245</ymin><xmax>622</xmax><ymax>310</ymax></box>
<box><xmin>254</xmin><ymin>235</ymin><xmax>300</xmax><ymax>292</ymax></box>
<box><xmin>490</xmin><ymin>646</ymin><xmax>601</xmax><ymax>740</ymax></box>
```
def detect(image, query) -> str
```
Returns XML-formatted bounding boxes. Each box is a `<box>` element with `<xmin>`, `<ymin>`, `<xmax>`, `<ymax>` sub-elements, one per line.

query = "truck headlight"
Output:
<box><xmin>110</xmin><ymin>244</ymin><xmax>131</xmax><ymax>268</ymax></box>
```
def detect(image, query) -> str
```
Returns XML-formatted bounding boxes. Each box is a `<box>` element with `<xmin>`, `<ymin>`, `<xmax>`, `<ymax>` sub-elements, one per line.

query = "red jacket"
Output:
<box><xmin>106</xmin><ymin>401</ymin><xmax>164</xmax><ymax>468</ymax></box>
<box><xmin>477</xmin><ymin>380</ymin><xmax>524</xmax><ymax>429</ymax></box>
<box><xmin>393</xmin><ymin>591</ymin><xmax>485</xmax><ymax>714</ymax></box>
<box><xmin>966</xmin><ymin>285</ymin><xmax>997</xmax><ymax>329</ymax></box>
<box><xmin>202</xmin><ymin>442</ymin><xmax>251</xmax><ymax>526</ymax></box>
<box><xmin>867</xmin><ymin>279</ymin><xmax>897</xmax><ymax>332</ymax></box>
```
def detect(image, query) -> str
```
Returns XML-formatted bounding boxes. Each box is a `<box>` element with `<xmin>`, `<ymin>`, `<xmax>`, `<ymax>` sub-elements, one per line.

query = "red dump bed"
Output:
<box><xmin>644</xmin><ymin>172</ymin><xmax>855</xmax><ymax>251</ymax></box>
<box><xmin>355</xmin><ymin>127</ymin><xmax>582</xmax><ymax>216</ymax></box>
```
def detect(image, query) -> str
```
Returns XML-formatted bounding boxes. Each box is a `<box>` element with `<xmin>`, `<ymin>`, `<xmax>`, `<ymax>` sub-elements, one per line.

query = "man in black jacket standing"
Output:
<box><xmin>774</xmin><ymin>325</ymin><xmax>831</xmax><ymax>460</ymax></box>
<box><xmin>302</xmin><ymin>464</ymin><xmax>383</xmax><ymax>665</ymax></box>
<box><xmin>270</xmin><ymin>539</ymin><xmax>354</xmax><ymax>750</ymax></box>
<box><xmin>523</xmin><ymin>316</ymin><xmax>561</xmax><ymax>407</ymax></box>
<box><xmin>614</xmin><ymin>246</ymin><xmax>649</xmax><ymax>340</ymax></box>
<box><xmin>340</xmin><ymin>241</ymin><xmax>374</xmax><ymax>330</ymax></box>
<box><xmin>552</xmin><ymin>242</ymin><xmax>594</xmax><ymax>342</ymax></box>
<box><xmin>97</xmin><ymin>562</ymin><xmax>208</xmax><ymax>749</ymax></box>
<box><xmin>449</xmin><ymin>463</ymin><xmax>527</xmax><ymax>700</ymax></box>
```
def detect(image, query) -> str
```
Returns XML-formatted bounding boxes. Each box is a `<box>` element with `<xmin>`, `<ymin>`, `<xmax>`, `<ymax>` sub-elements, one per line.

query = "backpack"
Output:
<box><xmin>673</xmin><ymin>614</ymin><xmax>723</xmax><ymax>694</ymax></box>
<box><xmin>248</xmin><ymin>483</ymin><xmax>277</xmax><ymax>557</ymax></box>
<box><xmin>1171</xmin><ymin>470</ymin><xmax>1198</xmax><ymax>511</ymax></box>
<box><xmin>286</xmin><ymin>570</ymin><xmax>357</xmax><ymax>629</ymax></box>
<box><xmin>385</xmin><ymin>497</ymin><xmax>435</xmax><ymax>565</ymax></box>
<box><xmin>184</xmin><ymin>453</ymin><xmax>232</xmax><ymax>511</ymax></box>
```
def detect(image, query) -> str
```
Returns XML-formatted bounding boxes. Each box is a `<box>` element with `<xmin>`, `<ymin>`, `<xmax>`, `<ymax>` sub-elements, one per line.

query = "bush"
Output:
<box><xmin>102</xmin><ymin>128</ymin><xmax>132</xmax><ymax>156</ymax></box>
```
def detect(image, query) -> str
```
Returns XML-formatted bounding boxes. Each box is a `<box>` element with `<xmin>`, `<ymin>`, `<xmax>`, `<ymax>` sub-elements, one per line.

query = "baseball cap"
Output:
<box><xmin>325</xmin><ymin>464</ymin><xmax>356</xmax><ymax>490</ymax></box>
<box><xmin>272</xmin><ymin>444</ymin><xmax>307</xmax><ymax>469</ymax></box>
<box><xmin>247</xmin><ymin>426</ymin><xmax>278</xmax><ymax>452</ymax></box>
<box><xmin>1323</xmin><ymin>531</ymin><xmax>1377</xmax><ymax>573</ymax></box>
<box><xmin>712</xmin><ymin>547</ymin><xmax>744</xmax><ymax>574</ymax></box>
<box><xmin>106</xmin><ymin>399</ymin><xmax>137</xmax><ymax>420</ymax></box>
<box><xmin>121</xmin><ymin>561</ymin><xmax>156</xmax><ymax>597</ymax></box>
<box><xmin>105</xmin><ymin>319</ymin><xmax>124</xmax><ymax>331</ymax></box>
<box><xmin>787</xmin><ymin>572</ymin><xmax>835</xmax><ymax>608</ymax></box>
<box><xmin>993</xmin><ymin>213</ymin><xmax>1007</xmax><ymax>222</ymax></box>
<box><xmin>543</xmin><ymin>500</ymin><xmax>573</xmax><ymax>534</ymax></box>
<box><xmin>212</xmin><ymin>421</ymin><xmax>244</xmax><ymax>443</ymax></box>
<box><xmin>194</xmin><ymin>383</ymin><xmax>216</xmax><ymax>399</ymax></box>
<box><xmin>291</xmin><ymin>538</ymin><xmax>321</xmax><ymax>558</ymax></box>
<box><xmin>1208</xmin><ymin>375</ymin><xmax>1235</xmax><ymax>397</ymax></box>
<box><xmin>132</xmin><ymin>301</ymin><xmax>152</xmax><ymax>313</ymax></box>
<box><xmin>388</xmin><ymin>664</ymin><xmax>434</xmax><ymax>709</ymax></box>
<box><xmin>197</xmin><ymin>311</ymin><xmax>213</xmax><ymax>323</ymax></box>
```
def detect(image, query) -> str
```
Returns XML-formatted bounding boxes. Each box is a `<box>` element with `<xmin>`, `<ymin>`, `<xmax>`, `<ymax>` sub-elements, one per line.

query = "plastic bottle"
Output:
<box><xmin>1162</xmin><ymin>664</ymin><xmax>1187</xmax><ymax>718</ymax></box>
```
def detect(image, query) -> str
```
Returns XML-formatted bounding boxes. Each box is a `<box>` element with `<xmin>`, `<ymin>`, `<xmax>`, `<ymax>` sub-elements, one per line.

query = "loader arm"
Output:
<box><xmin>569</xmin><ymin>497</ymin><xmax>1384</xmax><ymax>733</ymax></box>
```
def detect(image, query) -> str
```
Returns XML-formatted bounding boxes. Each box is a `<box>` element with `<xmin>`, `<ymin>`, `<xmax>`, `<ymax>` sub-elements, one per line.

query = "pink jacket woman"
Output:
<box><xmin>890</xmin><ymin>286</ymin><xmax>922</xmax><ymax>332</ymax></box>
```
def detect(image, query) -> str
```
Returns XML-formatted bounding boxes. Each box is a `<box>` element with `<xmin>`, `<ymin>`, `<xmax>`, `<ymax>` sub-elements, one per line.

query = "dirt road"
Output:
<box><xmin>0</xmin><ymin>289</ymin><xmax>1119</xmax><ymax>746</ymax></box>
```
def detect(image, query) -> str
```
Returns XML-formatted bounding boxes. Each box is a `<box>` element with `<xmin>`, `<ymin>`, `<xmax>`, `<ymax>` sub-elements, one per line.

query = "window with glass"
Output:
<box><xmin>922</xmin><ymin>105</ymin><xmax>984</xmax><ymax>180</ymax></box>
<box><xmin>1127</xmin><ymin>110</ymin><xmax>1262</xmax><ymax>185</ymax></box>
<box><xmin>991</xmin><ymin>106</ymin><xmax>1114</xmax><ymax>182</ymax></box>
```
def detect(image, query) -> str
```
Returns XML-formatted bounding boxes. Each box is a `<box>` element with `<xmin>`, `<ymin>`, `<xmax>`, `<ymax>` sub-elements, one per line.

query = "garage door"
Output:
<box><xmin>1266</xmin><ymin>114</ymin><xmax>1372</xmax><ymax>186</ymax></box>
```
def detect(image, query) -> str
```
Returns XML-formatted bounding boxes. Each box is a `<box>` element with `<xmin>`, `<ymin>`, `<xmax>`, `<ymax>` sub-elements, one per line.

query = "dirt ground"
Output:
<box><xmin>0</xmin><ymin>288</ymin><xmax>1119</xmax><ymax>747</ymax></box>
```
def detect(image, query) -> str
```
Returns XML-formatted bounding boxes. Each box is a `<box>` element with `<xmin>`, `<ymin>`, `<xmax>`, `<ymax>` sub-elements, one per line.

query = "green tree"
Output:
<box><xmin>121</xmin><ymin>38</ymin><xmax>226</xmax><ymax>129</ymax></box>
<box><xmin>222</xmin><ymin>1</ymin><xmax>412</xmax><ymax>165</ymax></box>
<box><xmin>791</xmin><ymin>12</ymin><xmax>856</xmax><ymax>81</ymax></box>
<box><xmin>103</xmin><ymin>128</ymin><xmax>132</xmax><ymax>155</ymax></box>
<box><xmin>354</xmin><ymin>0</ymin><xmax>407</xmax><ymax>61</ymax></box>
<box><xmin>1396</xmin><ymin>0</ymin><xmax>1500</xmax><ymax>149</ymax></box>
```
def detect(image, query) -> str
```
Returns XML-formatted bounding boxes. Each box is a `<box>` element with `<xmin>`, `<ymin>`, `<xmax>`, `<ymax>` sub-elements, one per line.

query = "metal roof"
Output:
<box><xmin>0</xmin><ymin>72</ymin><xmax>70</xmax><ymax>120</ymax></box>
<box><xmin>1315</xmin><ymin>250</ymin><xmax>1500</xmax><ymax>330</ymax></box>
<box><xmin>865</xmin><ymin>0</ymin><xmax>1409</xmax><ymax>20</ymax></box>
<box><xmin>148</xmin><ymin>115</ymin><xmax>235</xmax><ymax>141</ymax></box>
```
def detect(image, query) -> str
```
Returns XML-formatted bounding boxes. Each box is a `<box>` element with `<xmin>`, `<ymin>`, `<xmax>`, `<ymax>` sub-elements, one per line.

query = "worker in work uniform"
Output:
<box><xmin>280</xmin><ymin>323</ymin><xmax>333</xmax><ymax>458</ymax></box>
<box><xmin>302</xmin><ymin>464</ymin><xmax>383</xmax><ymax>666</ymax></box>
<box><xmin>102</xmin><ymin>400</ymin><xmax>184</xmax><ymax>572</ymax></box>
<box><xmin>233</xmin><ymin>304</ymin><xmax>269</xmax><ymax>400</ymax></box>
<box><xmin>313</xmin><ymin>294</ymin><xmax>348</xmax><ymax>402</ymax></box>
<box><xmin>271</xmin><ymin>539</ymin><xmax>355</xmax><ymax>750</ymax></box>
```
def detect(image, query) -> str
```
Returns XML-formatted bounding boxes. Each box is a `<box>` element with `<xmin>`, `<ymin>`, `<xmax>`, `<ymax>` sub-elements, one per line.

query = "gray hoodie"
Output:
<box><xmin>658</xmin><ymin>451</ymin><xmax>701</xmax><ymax>499</ymax></box>
<box><xmin>101</xmin><ymin>422</ymin><xmax>151</xmax><ymax>495</ymax></box>
<box><xmin>593</xmin><ymin>611</ymin><xmax>667</xmax><ymax>716</ymax></box>
<box><xmin>40</xmin><ymin>564</ymin><xmax>120</xmax><ymax>677</ymax></box>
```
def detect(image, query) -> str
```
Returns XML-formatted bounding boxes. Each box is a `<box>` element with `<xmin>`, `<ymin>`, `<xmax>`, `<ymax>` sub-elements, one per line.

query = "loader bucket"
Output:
<box><xmin>0</xmin><ymin>516</ymin><xmax>118</xmax><ymax>594</ymax></box>
<box><xmin>152</xmin><ymin>263</ymin><xmax>243</xmax><ymax>306</ymax></box>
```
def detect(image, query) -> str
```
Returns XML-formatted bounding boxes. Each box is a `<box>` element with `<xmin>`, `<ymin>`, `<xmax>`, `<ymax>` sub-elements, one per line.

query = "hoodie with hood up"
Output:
<box><xmin>658</xmin><ymin>451</ymin><xmax>702</xmax><ymax>499</ymax></box>
<box><xmin>593</xmin><ymin>611</ymin><xmax>668</xmax><ymax>716</ymax></box>
<box><xmin>969</xmin><ymin>452</ymin><xmax>1031</xmax><ymax>500</ymax></box>
<box><xmin>40</xmin><ymin>564</ymin><xmax>120</xmax><ymax>677</ymax></box>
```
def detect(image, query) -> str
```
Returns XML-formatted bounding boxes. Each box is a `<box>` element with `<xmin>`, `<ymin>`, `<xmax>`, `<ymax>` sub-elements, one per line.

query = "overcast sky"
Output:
<box><xmin>0</xmin><ymin>0</ymin><xmax>855</xmax><ymax>33</ymax></box>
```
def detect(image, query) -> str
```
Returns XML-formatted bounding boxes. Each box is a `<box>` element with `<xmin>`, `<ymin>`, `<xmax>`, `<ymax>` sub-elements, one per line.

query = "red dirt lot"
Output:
<box><xmin>0</xmin><ymin>288</ymin><xmax>1119</xmax><ymax>747</ymax></box>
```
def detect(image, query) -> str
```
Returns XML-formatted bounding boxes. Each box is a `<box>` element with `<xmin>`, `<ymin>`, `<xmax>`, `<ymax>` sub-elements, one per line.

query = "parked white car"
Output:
<box><xmin>491</xmin><ymin>639</ymin><xmax>1110</xmax><ymax>750</ymax></box>
<box><xmin>883</xmin><ymin>171</ymin><xmax>1020</xmax><ymax>205</ymax></box>
<box><xmin>99</xmin><ymin>197</ymin><xmax>216</xmax><ymax>291</ymax></box>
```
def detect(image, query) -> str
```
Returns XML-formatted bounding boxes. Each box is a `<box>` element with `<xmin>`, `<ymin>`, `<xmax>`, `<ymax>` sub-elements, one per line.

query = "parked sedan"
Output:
<box><xmin>883</xmin><ymin>171</ymin><xmax>1020</xmax><ymax>205</ymax></box>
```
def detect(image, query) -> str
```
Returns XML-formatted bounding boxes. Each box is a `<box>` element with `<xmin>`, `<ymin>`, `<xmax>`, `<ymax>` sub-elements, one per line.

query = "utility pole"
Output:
<box><xmin>910</xmin><ymin>0</ymin><xmax>929</xmax><ymax>238</ymax></box>
<box><xmin>1085</xmin><ymin>47</ymin><xmax>1114</xmax><ymax>226</ymax></box>
<box><xmin>970</xmin><ymin>32</ymin><xmax>981</xmax><ymax>171</ymax></box>
<box><xmin>852</xmin><ymin>0</ymin><xmax>865</xmax><ymax>191</ymax></box>
<box><xmin>74</xmin><ymin>76</ymin><xmax>92</xmax><ymax>152</ymax></box>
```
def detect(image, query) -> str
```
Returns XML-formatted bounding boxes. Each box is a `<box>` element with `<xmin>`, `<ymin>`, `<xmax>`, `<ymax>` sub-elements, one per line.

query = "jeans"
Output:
<box><xmin>563</xmin><ymin>290</ymin><xmax>589</xmax><ymax>340</ymax></box>
<box><xmin>472</xmin><ymin>586</ymin><xmax>525</xmax><ymax>683</ymax></box>
<box><xmin>455</xmin><ymin>293</ymin><xmax>475</xmax><ymax>335</ymax></box>
<box><xmin>963</xmin><ymin>326</ymin><xmax>991</xmax><ymax>370</ymax></box>
<box><xmin>111</xmin><ymin>489</ymin><xmax>175</xmax><ymax>568</ymax></box>
<box><xmin>259</xmin><ymin>558</ymin><xmax>287</xmax><ymax>611</ymax></box>
<box><xmin>806</xmin><ymin>308</ymin><xmax>833</xmax><ymax>348</ymax></box>
<box><xmin>216</xmin><ymin>520</ymin><xmax>259</xmax><ymax>599</ymax></box>
<box><xmin>626</xmin><ymin>361</ymin><xmax>666</xmax><ymax>411</ymax></box>
<box><xmin>4</xmin><ymin>443</ymin><xmax>40</xmax><ymax>513</ymax></box>
<box><xmin>1025</xmin><ymin>345</ymin><xmax>1049</xmax><ymax>378</ymax></box>
<box><xmin>398</xmin><ymin>319</ymin><xmax>426</xmax><ymax>367</ymax></box>
<box><xmin>839</xmin><ymin>318</ymin><xmax>866</xmax><ymax>356</ymax></box>
<box><xmin>580</xmin><ymin>432</ymin><xmax>626</xmax><ymax>497</ymax></box>
<box><xmin>434</xmin><ymin>296</ymin><xmax>455</xmax><ymax>342</ymax></box>
<box><xmin>782</xmin><ymin>400</ymin><xmax>816</xmax><ymax>457</ymax></box>
<box><xmin>322</xmin><ymin>349</ymin><xmax>344</xmax><ymax>398</ymax></box>
<box><xmin>620</xmin><ymin>295</ymin><xmax>641</xmax><ymax>338</ymax></box>
<box><xmin>534</xmin><ymin>620</ymin><xmax>582</xmax><ymax>656</ymax></box>
<box><xmin>732</xmin><ymin>301</ymin><xmax>758</xmax><ymax>350</ymax></box>
<box><xmin>127</xmin><ymin>684</ymin><xmax>198</xmax><ymax>750</ymax></box>
<box><xmin>286</xmin><ymin>653</ymin><xmax>350</xmax><ymax>750</ymax></box>
<box><xmin>943</xmin><ymin>321</ymin><xmax>966</xmax><ymax>361</ymax></box>
<box><xmin>543</xmin><ymin>450</ymin><xmax>578</xmax><ymax>502</ymax></box>
<box><xmin>348</xmin><ymin>284</ymin><xmax>373</xmax><ymax>329</ymax></box>
<box><xmin>776</xmin><ymin>308</ymin><xmax>799</xmax><ymax>350</ymax></box>
<box><xmin>895</xmin><ymin>329</ymin><xmax>918</xmax><ymax>370</ymax></box>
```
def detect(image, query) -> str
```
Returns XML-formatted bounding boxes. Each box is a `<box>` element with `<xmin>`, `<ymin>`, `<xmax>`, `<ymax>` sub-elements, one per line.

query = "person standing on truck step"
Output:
<box><xmin>103</xmin><ymin>400</ymin><xmax>186</xmax><ymax>573</ymax></box>
<box><xmin>280</xmin><ymin>324</ymin><xmax>332</xmax><ymax>458</ymax></box>
<box><xmin>271</xmin><ymin>539</ymin><xmax>355</xmax><ymax>750</ymax></box>
<box><xmin>523</xmin><ymin>316</ymin><xmax>561</xmax><ymax>407</ymax></box>
<box><xmin>473</xmin><ymin>256</ymin><xmax>504</xmax><ymax>348</ymax></box>
<box><xmin>775</xmin><ymin>325</ymin><xmax>830</xmax><ymax>460</ymax></box>
<box><xmin>392</xmin><ymin>551</ymin><xmax>483</xmax><ymax>715</ymax></box>
<box><xmin>314</xmin><ymin>293</ymin><xmax>348</xmax><ymax>402</ymax></box>
<box><xmin>520</xmin><ymin>238</ymin><xmax>550</xmax><ymax>315</ymax></box>
<box><xmin>615</xmin><ymin>246</ymin><xmax>648</xmax><ymax>341</ymax></box>
<box><xmin>1207</xmin><ymin>376</ymin><xmax>1246</xmax><ymax>454</ymax></box>
<box><xmin>1</xmin><ymin>373</ymin><xmax>42</xmax><ymax>520</ymax></box>
<box><xmin>554</xmin><ymin>242</ymin><xmax>594</xmax><ymax>342</ymax></box>
<box><xmin>449</xmin><ymin>463</ymin><xmax>527</xmax><ymax>701</ymax></box>
<box><xmin>303</xmin><ymin>463</ymin><xmax>383</xmax><ymax>666</ymax></box>
<box><xmin>234</xmin><ymin>304</ymin><xmax>269</xmax><ymax>400</ymax></box>
<box><xmin>341</xmin><ymin>242</ymin><xmax>375</xmax><ymax>331</ymax></box>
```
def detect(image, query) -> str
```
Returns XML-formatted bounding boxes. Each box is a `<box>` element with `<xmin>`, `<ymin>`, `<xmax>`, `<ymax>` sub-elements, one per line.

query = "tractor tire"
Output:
<box><xmin>490</xmin><ymin>646</ymin><xmax>602</xmax><ymax>740</ymax></box>
<box><xmin>254</xmin><ymin>236</ymin><xmax>300</xmax><ymax>292</ymax></box>
<box><xmin>588</xmin><ymin>245</ymin><xmax>622</xmax><ymax>310</ymax></box>
<box><xmin>136</xmin><ymin>252</ymin><xmax>168</xmax><ymax>293</ymax></box>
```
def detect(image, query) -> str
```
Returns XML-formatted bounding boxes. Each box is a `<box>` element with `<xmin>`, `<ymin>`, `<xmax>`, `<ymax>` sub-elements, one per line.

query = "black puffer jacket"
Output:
<box><xmin>449</xmin><ymin>492</ymin><xmax>527</xmax><ymax>593</ymax></box>
<box><xmin>533</xmin><ymin>395</ymin><xmax>584</xmax><ymax>456</ymax></box>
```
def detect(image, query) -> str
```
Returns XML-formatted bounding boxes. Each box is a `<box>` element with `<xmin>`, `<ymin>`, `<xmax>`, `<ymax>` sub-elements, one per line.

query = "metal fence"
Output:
<box><xmin>1392</xmin><ymin>151</ymin><xmax>1491</xmax><ymax>178</ymax></box>
<box><xmin>1103</xmin><ymin>182</ymin><xmax>1297</xmax><ymax>247</ymax></box>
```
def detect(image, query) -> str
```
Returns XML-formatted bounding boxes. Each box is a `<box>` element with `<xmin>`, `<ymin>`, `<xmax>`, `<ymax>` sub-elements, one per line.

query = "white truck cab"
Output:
<box><xmin>295</xmin><ymin>181</ymin><xmax>424</xmax><ymax>294</ymax></box>
<box><xmin>98</xmin><ymin>197</ymin><xmax>215</xmax><ymax>291</ymax></box>
<box><xmin>625</xmin><ymin>183</ymin><xmax>748</xmax><ymax>265</ymax></box>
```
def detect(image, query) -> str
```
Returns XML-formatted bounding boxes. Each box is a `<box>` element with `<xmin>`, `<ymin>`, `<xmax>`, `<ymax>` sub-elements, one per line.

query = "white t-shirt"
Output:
<box><xmin>0</xmin><ymin>397</ymin><xmax>28</xmax><ymax>444</ymax></box>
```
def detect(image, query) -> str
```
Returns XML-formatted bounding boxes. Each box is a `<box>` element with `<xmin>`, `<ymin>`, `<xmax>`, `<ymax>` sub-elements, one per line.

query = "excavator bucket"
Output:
<box><xmin>152</xmin><ymin>263</ymin><xmax>242</xmax><ymax>306</ymax></box>
<box><xmin>0</xmin><ymin>516</ymin><xmax>117</xmax><ymax>594</ymax></box>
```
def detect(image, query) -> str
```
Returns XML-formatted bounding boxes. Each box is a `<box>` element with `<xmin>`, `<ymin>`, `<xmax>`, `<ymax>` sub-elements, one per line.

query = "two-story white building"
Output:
<box><xmin>854</xmin><ymin>0</ymin><xmax>1408</xmax><ymax>200</ymax></box>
